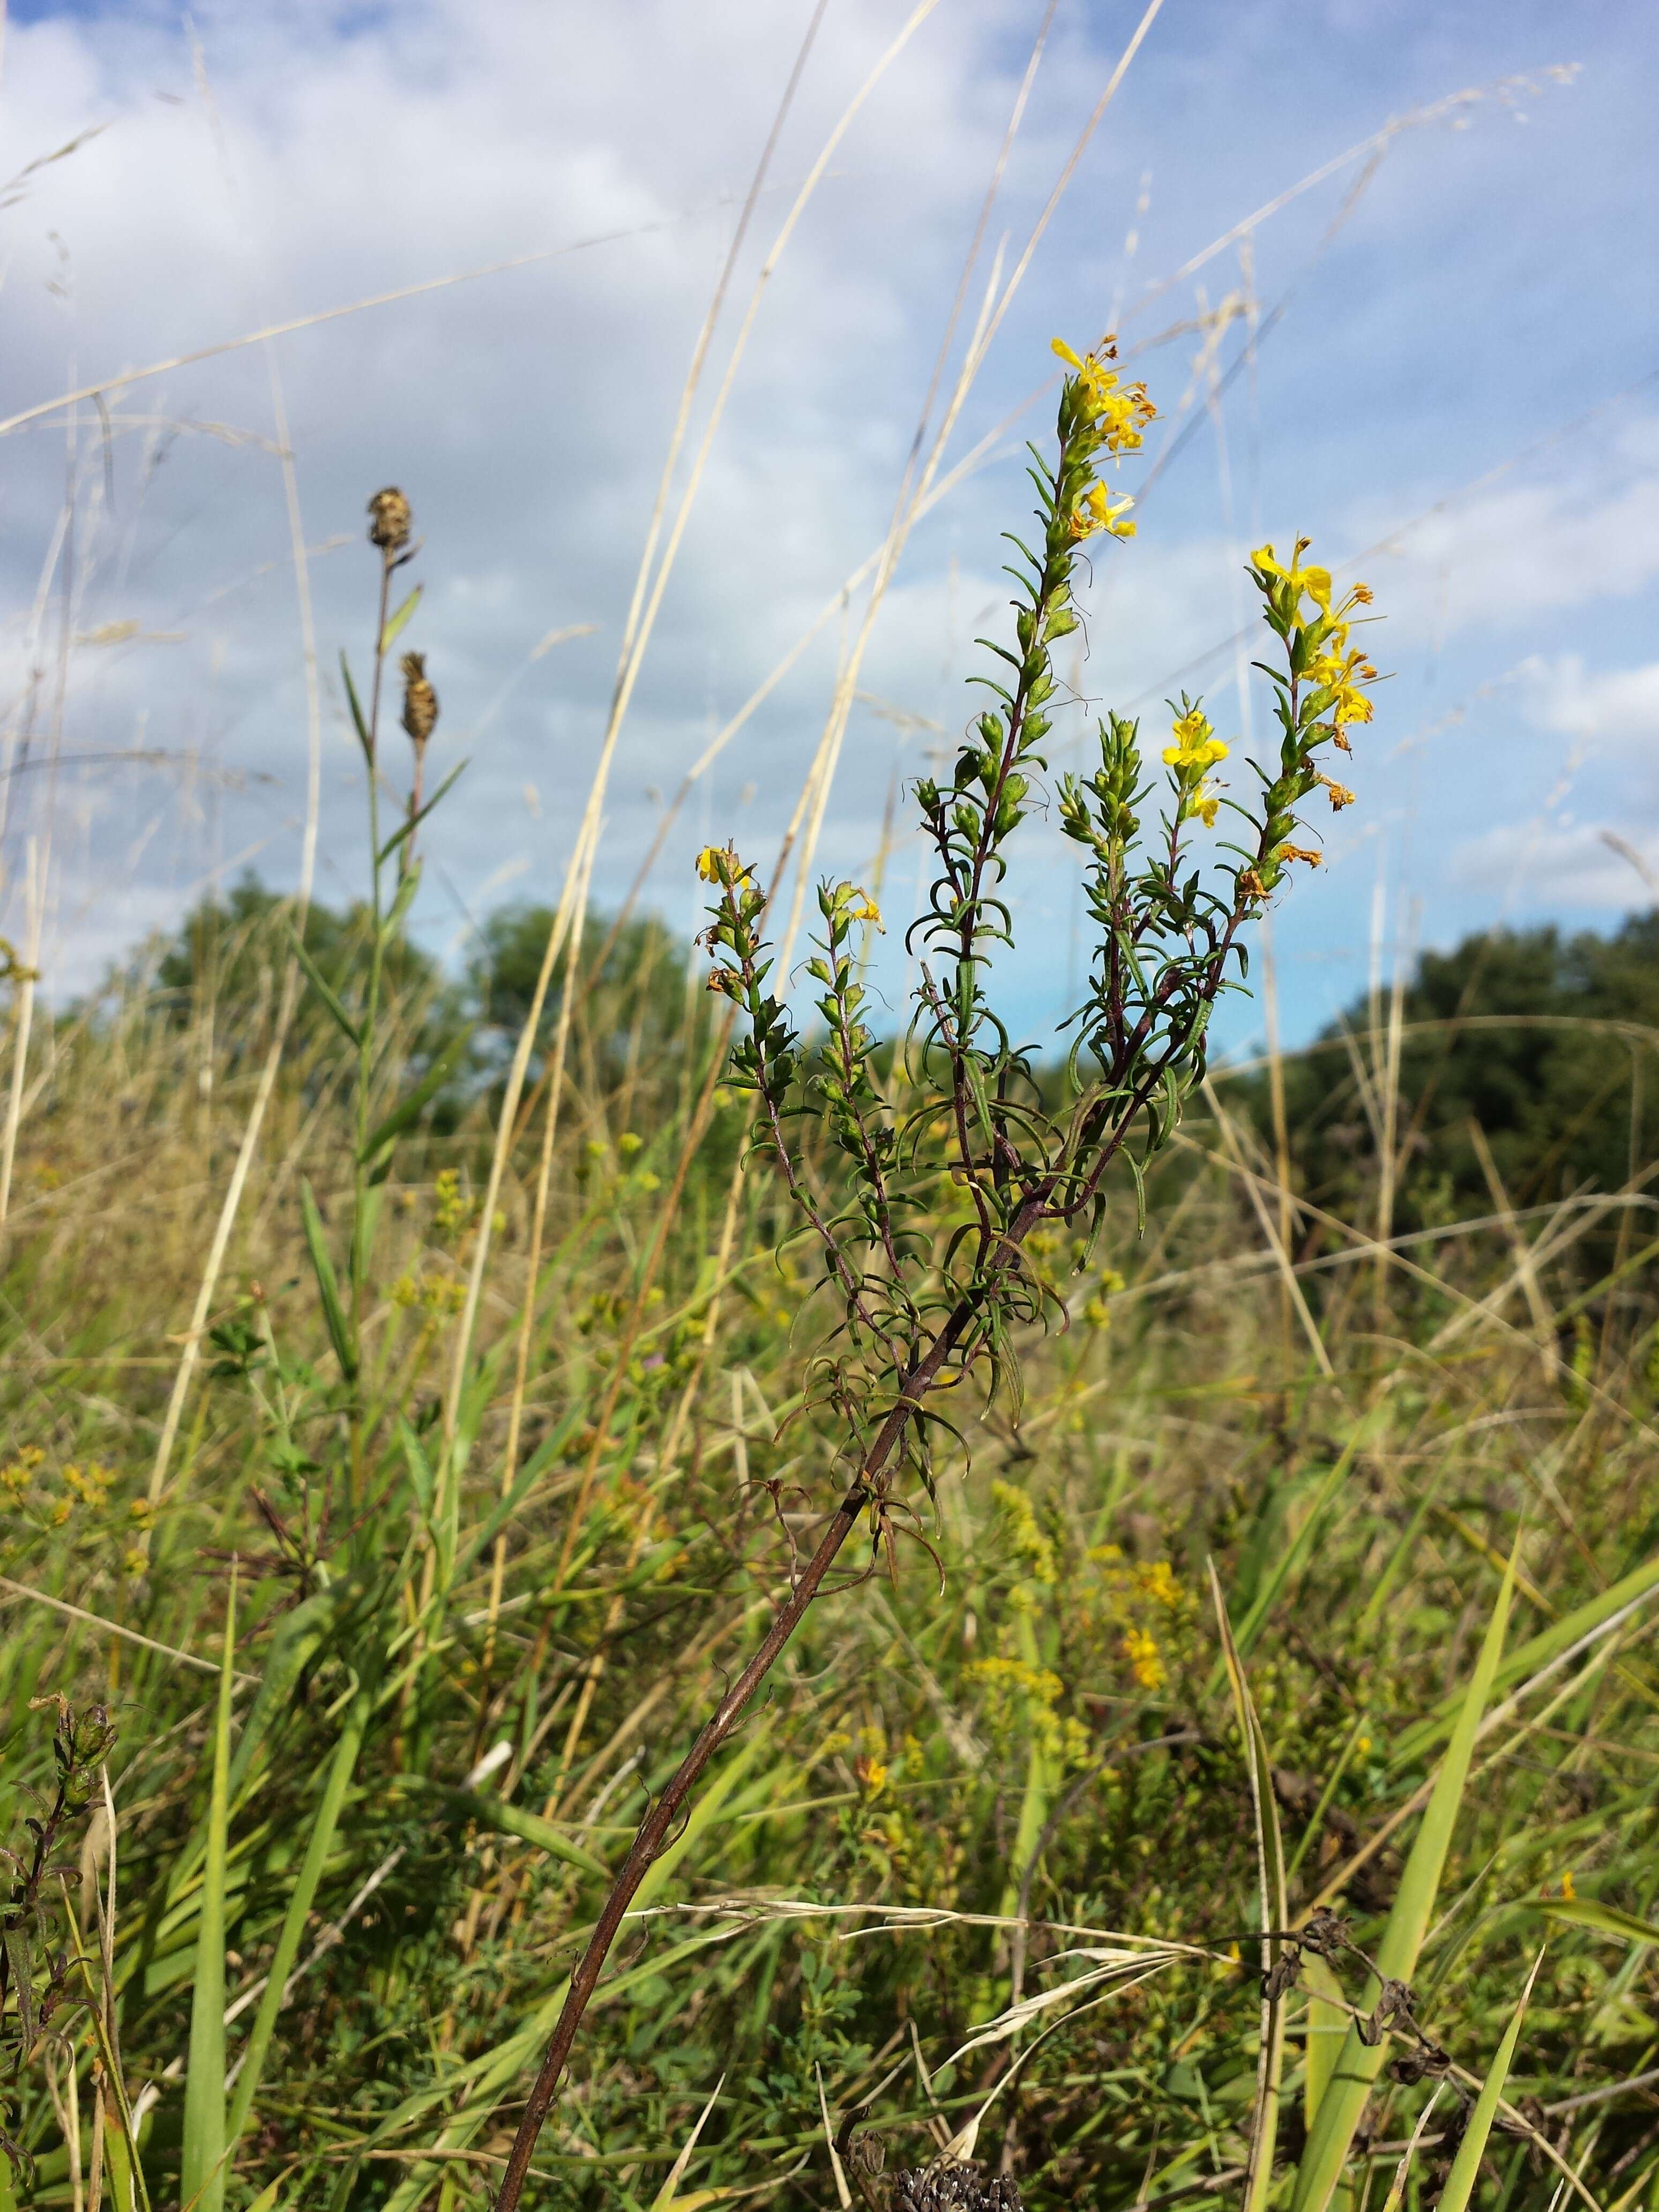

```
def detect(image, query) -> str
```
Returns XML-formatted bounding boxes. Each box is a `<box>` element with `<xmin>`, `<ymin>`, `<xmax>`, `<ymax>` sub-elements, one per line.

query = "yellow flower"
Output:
<box><xmin>1560</xmin><ymin>1869</ymin><xmax>1576</xmax><ymax>1901</ymax></box>
<box><xmin>1319</xmin><ymin>774</ymin><xmax>1356</xmax><ymax>811</ymax></box>
<box><xmin>1192</xmin><ymin>780</ymin><xmax>1222</xmax><ymax>827</ymax></box>
<box><xmin>1309</xmin><ymin>645</ymin><xmax>1377</xmax><ymax>726</ymax></box>
<box><xmin>697</xmin><ymin>843</ymin><xmax>752</xmax><ymax>887</ymax></box>
<box><xmin>1051</xmin><ymin>337</ymin><xmax>1156</xmax><ymax>453</ymax></box>
<box><xmin>1070</xmin><ymin>480</ymin><xmax>1137</xmax><ymax>541</ymax></box>
<box><xmin>1280</xmin><ymin>843</ymin><xmax>1324</xmax><ymax>868</ymax></box>
<box><xmin>849</xmin><ymin>893</ymin><xmax>883</xmax><ymax>926</ymax></box>
<box><xmin>1252</xmin><ymin>537</ymin><xmax>1332</xmax><ymax>614</ymax></box>
<box><xmin>1137</xmin><ymin>1560</ymin><xmax>1180</xmax><ymax>1609</ymax></box>
<box><xmin>1162</xmin><ymin>708</ymin><xmax>1230</xmax><ymax>774</ymax></box>
<box><xmin>1122</xmin><ymin>1625</ymin><xmax>1165</xmax><ymax>1692</ymax></box>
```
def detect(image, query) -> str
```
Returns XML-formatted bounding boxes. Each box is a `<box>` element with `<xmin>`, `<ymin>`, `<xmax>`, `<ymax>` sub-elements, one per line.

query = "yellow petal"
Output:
<box><xmin>1051</xmin><ymin>338</ymin><xmax>1085</xmax><ymax>371</ymax></box>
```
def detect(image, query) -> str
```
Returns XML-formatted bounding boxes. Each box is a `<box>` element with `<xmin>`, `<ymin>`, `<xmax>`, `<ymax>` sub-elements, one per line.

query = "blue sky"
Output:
<box><xmin>0</xmin><ymin>0</ymin><xmax>1655</xmax><ymax>1052</ymax></box>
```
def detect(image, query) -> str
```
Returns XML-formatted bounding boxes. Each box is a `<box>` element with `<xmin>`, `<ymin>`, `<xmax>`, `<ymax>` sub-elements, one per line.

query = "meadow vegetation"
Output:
<box><xmin>3</xmin><ymin>345</ymin><xmax>1659</xmax><ymax>2212</ymax></box>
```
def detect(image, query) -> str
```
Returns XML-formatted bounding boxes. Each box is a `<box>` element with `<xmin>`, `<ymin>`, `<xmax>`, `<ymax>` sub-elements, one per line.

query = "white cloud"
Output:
<box><xmin>1451</xmin><ymin>820</ymin><xmax>1659</xmax><ymax>909</ymax></box>
<box><xmin>0</xmin><ymin>0</ymin><xmax>1655</xmax><ymax>1043</ymax></box>
<box><xmin>1523</xmin><ymin>653</ymin><xmax>1659</xmax><ymax>746</ymax></box>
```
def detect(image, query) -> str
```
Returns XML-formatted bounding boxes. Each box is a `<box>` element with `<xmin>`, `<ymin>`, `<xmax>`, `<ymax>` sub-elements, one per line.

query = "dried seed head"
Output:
<box><xmin>368</xmin><ymin>487</ymin><xmax>412</xmax><ymax>555</ymax></box>
<box><xmin>891</xmin><ymin>2162</ymin><xmax>1021</xmax><ymax>2212</ymax></box>
<box><xmin>400</xmin><ymin>652</ymin><xmax>439</xmax><ymax>749</ymax></box>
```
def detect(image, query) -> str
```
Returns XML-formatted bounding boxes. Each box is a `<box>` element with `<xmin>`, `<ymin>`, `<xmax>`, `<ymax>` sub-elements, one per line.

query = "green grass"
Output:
<box><xmin>3</xmin><ymin>885</ymin><xmax>1659</xmax><ymax>2212</ymax></box>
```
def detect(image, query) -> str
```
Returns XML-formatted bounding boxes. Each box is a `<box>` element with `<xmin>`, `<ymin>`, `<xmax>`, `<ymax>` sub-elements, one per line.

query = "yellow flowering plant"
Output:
<box><xmin>497</xmin><ymin>341</ymin><xmax>1385</xmax><ymax>2196</ymax></box>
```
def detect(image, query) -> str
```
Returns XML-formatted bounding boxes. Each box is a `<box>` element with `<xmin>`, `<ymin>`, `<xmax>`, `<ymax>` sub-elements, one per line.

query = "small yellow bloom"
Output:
<box><xmin>1319</xmin><ymin>774</ymin><xmax>1356</xmax><ymax>811</ymax></box>
<box><xmin>1560</xmin><ymin>1869</ymin><xmax>1576</xmax><ymax>1901</ymax></box>
<box><xmin>848</xmin><ymin>893</ymin><xmax>882</xmax><ymax>926</ymax></box>
<box><xmin>1070</xmin><ymin>480</ymin><xmax>1137</xmax><ymax>541</ymax></box>
<box><xmin>1252</xmin><ymin>539</ymin><xmax>1332</xmax><ymax>614</ymax></box>
<box><xmin>1192</xmin><ymin>780</ymin><xmax>1222</xmax><ymax>827</ymax></box>
<box><xmin>1162</xmin><ymin>708</ymin><xmax>1230</xmax><ymax>774</ymax></box>
<box><xmin>1122</xmin><ymin>1625</ymin><xmax>1165</xmax><ymax>1692</ymax></box>
<box><xmin>1310</xmin><ymin>645</ymin><xmax>1377</xmax><ymax>726</ymax></box>
<box><xmin>1051</xmin><ymin>337</ymin><xmax>1156</xmax><ymax>452</ymax></box>
<box><xmin>1280</xmin><ymin>843</ymin><xmax>1324</xmax><ymax>868</ymax></box>
<box><xmin>695</xmin><ymin>845</ymin><xmax>726</xmax><ymax>883</ymax></box>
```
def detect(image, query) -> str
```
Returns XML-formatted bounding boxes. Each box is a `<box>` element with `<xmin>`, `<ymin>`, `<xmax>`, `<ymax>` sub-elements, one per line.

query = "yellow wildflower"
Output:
<box><xmin>1192</xmin><ymin>780</ymin><xmax>1222</xmax><ymax>827</ymax></box>
<box><xmin>1309</xmin><ymin>645</ymin><xmax>1378</xmax><ymax>726</ymax></box>
<box><xmin>1051</xmin><ymin>337</ymin><xmax>1157</xmax><ymax>453</ymax></box>
<box><xmin>1252</xmin><ymin>537</ymin><xmax>1332</xmax><ymax>614</ymax></box>
<box><xmin>1163</xmin><ymin>707</ymin><xmax>1229</xmax><ymax>773</ymax></box>
<box><xmin>1070</xmin><ymin>480</ymin><xmax>1136</xmax><ymax>541</ymax></box>
<box><xmin>1122</xmin><ymin>1626</ymin><xmax>1165</xmax><ymax>1692</ymax></box>
<box><xmin>696</xmin><ymin>843</ymin><xmax>752</xmax><ymax>887</ymax></box>
<box><xmin>1560</xmin><ymin>1869</ymin><xmax>1576</xmax><ymax>1902</ymax></box>
<box><xmin>1137</xmin><ymin>1560</ymin><xmax>1180</xmax><ymax>1609</ymax></box>
<box><xmin>1319</xmin><ymin>774</ymin><xmax>1356</xmax><ymax>811</ymax></box>
<box><xmin>1280</xmin><ymin>843</ymin><xmax>1324</xmax><ymax>868</ymax></box>
<box><xmin>849</xmin><ymin>893</ymin><xmax>883</xmax><ymax>926</ymax></box>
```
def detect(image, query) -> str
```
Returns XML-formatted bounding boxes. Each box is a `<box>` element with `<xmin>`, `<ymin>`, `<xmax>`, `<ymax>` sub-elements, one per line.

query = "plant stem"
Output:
<box><xmin>490</xmin><ymin>1296</ymin><xmax>978</xmax><ymax>2212</ymax></box>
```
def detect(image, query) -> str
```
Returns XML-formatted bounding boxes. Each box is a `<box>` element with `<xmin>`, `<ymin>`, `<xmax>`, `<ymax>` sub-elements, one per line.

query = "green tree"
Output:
<box><xmin>1254</xmin><ymin>908</ymin><xmax>1659</xmax><ymax>1236</ymax></box>
<box><xmin>141</xmin><ymin>872</ymin><xmax>460</xmax><ymax>1087</ymax></box>
<box><xmin>466</xmin><ymin>903</ymin><xmax>692</xmax><ymax>1103</ymax></box>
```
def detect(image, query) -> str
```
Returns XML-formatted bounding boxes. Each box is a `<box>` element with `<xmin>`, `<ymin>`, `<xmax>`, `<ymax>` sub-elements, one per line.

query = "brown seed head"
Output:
<box><xmin>368</xmin><ymin>487</ymin><xmax>412</xmax><ymax>555</ymax></box>
<box><xmin>400</xmin><ymin>652</ymin><xmax>439</xmax><ymax>749</ymax></box>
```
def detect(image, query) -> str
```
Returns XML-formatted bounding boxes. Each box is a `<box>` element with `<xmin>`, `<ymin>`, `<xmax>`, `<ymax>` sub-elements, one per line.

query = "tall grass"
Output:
<box><xmin>3</xmin><ymin>819</ymin><xmax>1658</xmax><ymax>2208</ymax></box>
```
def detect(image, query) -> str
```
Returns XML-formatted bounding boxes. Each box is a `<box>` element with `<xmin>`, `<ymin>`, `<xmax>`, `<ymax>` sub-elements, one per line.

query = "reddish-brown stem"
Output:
<box><xmin>489</xmin><ymin>1309</ymin><xmax>974</xmax><ymax>2212</ymax></box>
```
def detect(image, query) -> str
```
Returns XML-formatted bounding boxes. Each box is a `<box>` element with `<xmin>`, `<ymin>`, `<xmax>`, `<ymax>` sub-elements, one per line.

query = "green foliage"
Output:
<box><xmin>3</xmin><ymin>392</ymin><xmax>1657</xmax><ymax>2212</ymax></box>
<box><xmin>468</xmin><ymin>901</ymin><xmax>692</xmax><ymax>1097</ymax></box>
<box><xmin>1251</xmin><ymin>909</ymin><xmax>1659</xmax><ymax>1244</ymax></box>
<box><xmin>148</xmin><ymin>873</ymin><xmax>458</xmax><ymax>1070</ymax></box>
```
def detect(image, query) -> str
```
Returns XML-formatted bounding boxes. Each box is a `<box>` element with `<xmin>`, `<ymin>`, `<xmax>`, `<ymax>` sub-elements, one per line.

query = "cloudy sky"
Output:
<box><xmin>1</xmin><ymin>0</ymin><xmax>1655</xmax><ymax>1048</ymax></box>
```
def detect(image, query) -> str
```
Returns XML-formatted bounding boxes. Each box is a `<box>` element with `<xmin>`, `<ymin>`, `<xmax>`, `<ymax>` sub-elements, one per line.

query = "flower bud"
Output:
<box><xmin>400</xmin><ymin>652</ymin><xmax>438</xmax><ymax>750</ymax></box>
<box><xmin>367</xmin><ymin>487</ymin><xmax>412</xmax><ymax>555</ymax></box>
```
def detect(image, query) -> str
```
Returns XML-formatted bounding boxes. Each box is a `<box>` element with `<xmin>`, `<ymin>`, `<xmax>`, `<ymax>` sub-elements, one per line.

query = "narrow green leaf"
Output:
<box><xmin>1393</xmin><ymin>1548</ymin><xmax>1659</xmax><ymax>1768</ymax></box>
<box><xmin>357</xmin><ymin>1026</ymin><xmax>473</xmax><ymax>1164</ymax></box>
<box><xmin>300</xmin><ymin>1180</ymin><xmax>357</xmax><ymax>1382</ymax></box>
<box><xmin>340</xmin><ymin>651</ymin><xmax>372</xmax><ymax>761</ymax></box>
<box><xmin>398</xmin><ymin>1777</ymin><xmax>609</xmax><ymax>1881</ymax></box>
<box><xmin>181</xmin><ymin>1569</ymin><xmax>236</xmax><ymax>2212</ymax></box>
<box><xmin>377</xmin><ymin>759</ymin><xmax>467</xmax><ymax>869</ymax></box>
<box><xmin>287</xmin><ymin>928</ymin><xmax>360</xmax><ymax>1049</ymax></box>
<box><xmin>1533</xmin><ymin>1897</ymin><xmax>1659</xmax><ymax>1946</ymax></box>
<box><xmin>1290</xmin><ymin>1546</ymin><xmax>1517</xmax><ymax>2212</ymax></box>
<box><xmin>380</xmin><ymin>860</ymin><xmax>422</xmax><ymax>945</ymax></box>
<box><xmin>1209</xmin><ymin>1564</ymin><xmax>1288</xmax><ymax>2212</ymax></box>
<box><xmin>1436</xmin><ymin>1951</ymin><xmax>1544</xmax><ymax>2212</ymax></box>
<box><xmin>379</xmin><ymin>582</ymin><xmax>422</xmax><ymax>655</ymax></box>
<box><xmin>226</xmin><ymin>1691</ymin><xmax>369</xmax><ymax>2154</ymax></box>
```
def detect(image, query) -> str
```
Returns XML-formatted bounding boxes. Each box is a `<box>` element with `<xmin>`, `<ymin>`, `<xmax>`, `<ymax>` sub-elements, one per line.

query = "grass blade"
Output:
<box><xmin>225</xmin><ymin>1690</ymin><xmax>370</xmax><ymax>2154</ymax></box>
<box><xmin>1435</xmin><ymin>1949</ymin><xmax>1545</xmax><ymax>2212</ymax></box>
<box><xmin>286</xmin><ymin>926</ymin><xmax>360</xmax><ymax>1050</ymax></box>
<box><xmin>379</xmin><ymin>582</ymin><xmax>422</xmax><ymax>655</ymax></box>
<box><xmin>299</xmin><ymin>1180</ymin><xmax>356</xmax><ymax>1382</ymax></box>
<box><xmin>1393</xmin><ymin>1548</ymin><xmax>1659</xmax><ymax>1767</ymax></box>
<box><xmin>181</xmin><ymin>1568</ymin><xmax>236</xmax><ymax>2212</ymax></box>
<box><xmin>1533</xmin><ymin>1899</ymin><xmax>1659</xmax><ymax>1946</ymax></box>
<box><xmin>357</xmin><ymin>1025</ymin><xmax>473</xmax><ymax>1165</ymax></box>
<box><xmin>1209</xmin><ymin>1561</ymin><xmax>1288</xmax><ymax>2212</ymax></box>
<box><xmin>1289</xmin><ymin>1543</ymin><xmax>1517</xmax><ymax>2212</ymax></box>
